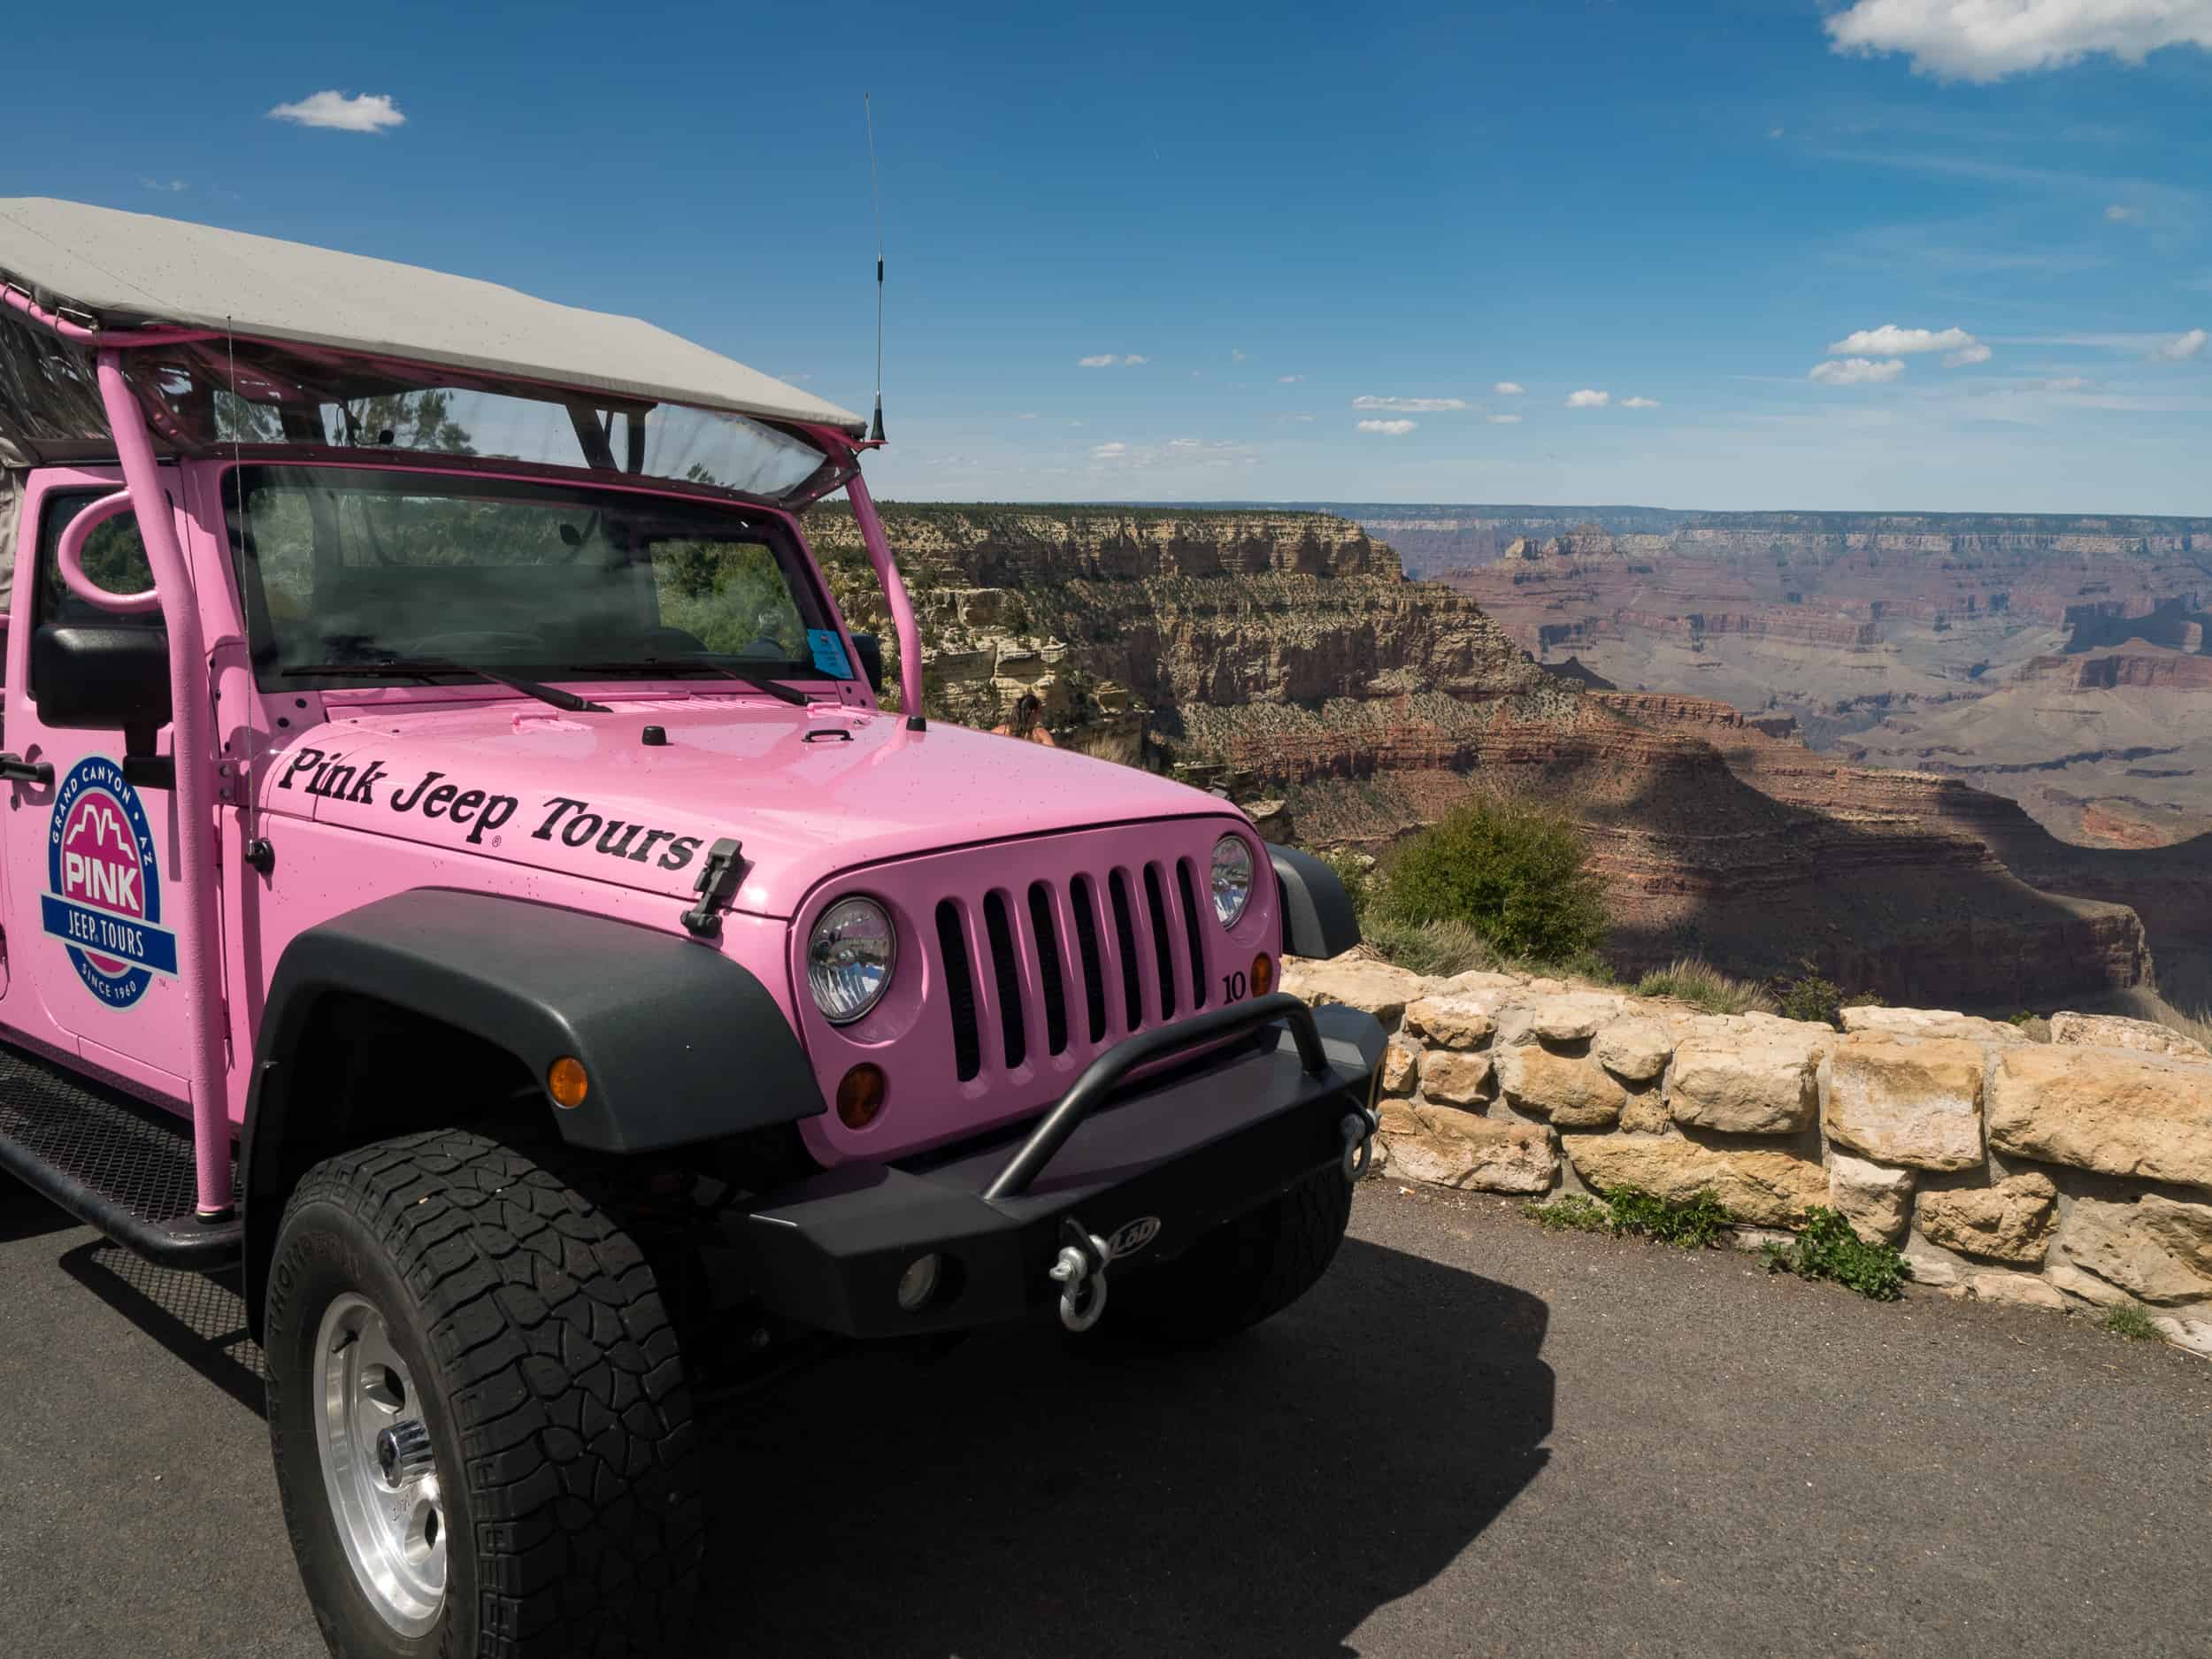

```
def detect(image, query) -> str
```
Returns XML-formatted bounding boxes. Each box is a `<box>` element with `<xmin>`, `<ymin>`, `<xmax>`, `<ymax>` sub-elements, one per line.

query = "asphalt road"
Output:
<box><xmin>5</xmin><ymin>1179</ymin><xmax>2209</xmax><ymax>1659</ymax></box>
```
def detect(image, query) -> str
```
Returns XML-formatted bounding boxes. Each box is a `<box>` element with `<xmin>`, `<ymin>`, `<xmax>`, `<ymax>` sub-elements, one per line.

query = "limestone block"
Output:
<box><xmin>1595</xmin><ymin>1018</ymin><xmax>1671</xmax><ymax>1083</ymax></box>
<box><xmin>1669</xmin><ymin>1029</ymin><xmax>1824</xmax><ymax>1134</ymax></box>
<box><xmin>1380</xmin><ymin>1041</ymin><xmax>1421</xmax><ymax>1098</ymax></box>
<box><xmin>1829</xmin><ymin>1153</ymin><xmax>1915</xmax><ymax>1245</ymax></box>
<box><xmin>1377</xmin><ymin>1100</ymin><xmax>1425</xmax><ymax>1137</ymax></box>
<box><xmin>2051</xmin><ymin>1194</ymin><xmax>2212</xmax><ymax>1305</ymax></box>
<box><xmin>1384</xmin><ymin>1110</ymin><xmax>1556</xmax><ymax>1194</ymax></box>
<box><xmin>1986</xmin><ymin>1047</ymin><xmax>2212</xmax><ymax>1192</ymax></box>
<box><xmin>2050</xmin><ymin>1011</ymin><xmax>2212</xmax><ymax>1064</ymax></box>
<box><xmin>1562</xmin><ymin>1134</ymin><xmax>1826</xmax><ymax>1227</ymax></box>
<box><xmin>1497</xmin><ymin>1045</ymin><xmax>1627</xmax><ymax>1129</ymax></box>
<box><xmin>1842</xmin><ymin>1006</ymin><xmax>2027</xmax><ymax>1045</ymax></box>
<box><xmin>2045</xmin><ymin>1262</ymin><xmax>2130</xmax><ymax>1309</ymax></box>
<box><xmin>2150</xmin><ymin>1314</ymin><xmax>2212</xmax><ymax>1359</ymax></box>
<box><xmin>1420</xmin><ymin>1049</ymin><xmax>1494</xmax><ymax>1107</ymax></box>
<box><xmin>1901</xmin><ymin>1246</ymin><xmax>1963</xmax><ymax>1291</ymax></box>
<box><xmin>1822</xmin><ymin>1038</ymin><xmax>1985</xmax><ymax>1171</ymax></box>
<box><xmin>1619</xmin><ymin>1088</ymin><xmax>1671</xmax><ymax>1134</ymax></box>
<box><xmin>1915</xmin><ymin>1171</ymin><xmax>2057</xmax><ymax>1266</ymax></box>
<box><xmin>1434</xmin><ymin>970</ymin><xmax>1528</xmax><ymax>997</ymax></box>
<box><xmin>1280</xmin><ymin>958</ymin><xmax>1429</xmax><ymax>1029</ymax></box>
<box><xmin>1402</xmin><ymin>995</ymin><xmax>1496</xmax><ymax>1051</ymax></box>
<box><xmin>1971</xmin><ymin>1271</ymin><xmax>2067</xmax><ymax>1313</ymax></box>
<box><xmin>1529</xmin><ymin>994</ymin><xmax>1624</xmax><ymax>1043</ymax></box>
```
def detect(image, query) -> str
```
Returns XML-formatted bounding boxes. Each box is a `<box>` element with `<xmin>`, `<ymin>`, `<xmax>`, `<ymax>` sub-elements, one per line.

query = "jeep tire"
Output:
<box><xmin>1110</xmin><ymin>1164</ymin><xmax>1354</xmax><ymax>1341</ymax></box>
<box><xmin>264</xmin><ymin>1130</ymin><xmax>703</xmax><ymax>1657</ymax></box>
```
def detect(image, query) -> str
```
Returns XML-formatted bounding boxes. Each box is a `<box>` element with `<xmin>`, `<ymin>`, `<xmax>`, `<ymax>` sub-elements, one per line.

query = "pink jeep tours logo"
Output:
<box><xmin>42</xmin><ymin>757</ymin><xmax>178</xmax><ymax>1008</ymax></box>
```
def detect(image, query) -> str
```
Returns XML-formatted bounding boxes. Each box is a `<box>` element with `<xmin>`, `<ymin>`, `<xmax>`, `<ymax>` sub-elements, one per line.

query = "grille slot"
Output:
<box><xmin>1108</xmin><ymin>870</ymin><xmax>1143</xmax><ymax>1031</ymax></box>
<box><xmin>1143</xmin><ymin>863</ymin><xmax>1178</xmax><ymax>1020</ymax></box>
<box><xmin>1028</xmin><ymin>882</ymin><xmax>1070</xmax><ymax>1056</ymax></box>
<box><xmin>936</xmin><ymin>901</ymin><xmax>982</xmax><ymax>1081</ymax></box>
<box><xmin>983</xmin><ymin>891</ymin><xmax>1026</xmax><ymax>1071</ymax></box>
<box><xmin>1070</xmin><ymin>875</ymin><xmax>1108</xmax><ymax>1044</ymax></box>
<box><xmin>1177</xmin><ymin>857</ymin><xmax>1210</xmax><ymax>1010</ymax></box>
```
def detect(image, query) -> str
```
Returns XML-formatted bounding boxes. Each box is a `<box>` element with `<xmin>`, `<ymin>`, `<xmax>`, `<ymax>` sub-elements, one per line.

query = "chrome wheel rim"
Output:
<box><xmin>314</xmin><ymin>1293</ymin><xmax>448</xmax><ymax>1636</ymax></box>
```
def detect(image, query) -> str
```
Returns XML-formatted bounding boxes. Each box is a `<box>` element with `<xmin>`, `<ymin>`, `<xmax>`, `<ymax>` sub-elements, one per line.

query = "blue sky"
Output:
<box><xmin>6</xmin><ymin>1</ymin><xmax>2210</xmax><ymax>512</ymax></box>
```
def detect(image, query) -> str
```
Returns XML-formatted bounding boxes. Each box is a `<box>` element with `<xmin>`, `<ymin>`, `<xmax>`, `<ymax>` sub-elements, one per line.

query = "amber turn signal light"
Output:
<box><xmin>546</xmin><ymin>1056</ymin><xmax>590</xmax><ymax>1110</ymax></box>
<box><xmin>837</xmin><ymin>1064</ymin><xmax>888</xmax><ymax>1129</ymax></box>
<box><xmin>1251</xmin><ymin>953</ymin><xmax>1276</xmax><ymax>996</ymax></box>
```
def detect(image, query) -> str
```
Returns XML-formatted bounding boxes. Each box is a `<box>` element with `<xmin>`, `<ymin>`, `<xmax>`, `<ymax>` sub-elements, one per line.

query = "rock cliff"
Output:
<box><xmin>806</xmin><ymin>502</ymin><xmax>2158</xmax><ymax>1010</ymax></box>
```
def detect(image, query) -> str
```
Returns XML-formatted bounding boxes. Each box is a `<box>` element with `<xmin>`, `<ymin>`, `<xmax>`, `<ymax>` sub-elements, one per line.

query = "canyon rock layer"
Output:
<box><xmin>809</xmin><ymin>502</ymin><xmax>2196</xmax><ymax>1014</ymax></box>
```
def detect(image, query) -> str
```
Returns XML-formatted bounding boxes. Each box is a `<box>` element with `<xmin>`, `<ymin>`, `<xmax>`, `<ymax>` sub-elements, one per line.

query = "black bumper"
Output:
<box><xmin>729</xmin><ymin>997</ymin><xmax>1386</xmax><ymax>1338</ymax></box>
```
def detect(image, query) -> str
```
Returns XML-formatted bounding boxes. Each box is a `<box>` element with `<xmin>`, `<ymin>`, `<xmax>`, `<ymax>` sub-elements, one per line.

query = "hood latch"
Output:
<box><xmin>680</xmin><ymin>837</ymin><xmax>746</xmax><ymax>937</ymax></box>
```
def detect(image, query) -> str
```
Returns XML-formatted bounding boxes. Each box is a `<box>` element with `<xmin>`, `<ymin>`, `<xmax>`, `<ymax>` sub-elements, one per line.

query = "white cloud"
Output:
<box><xmin>1231</xmin><ymin>348</ymin><xmax>1247</xmax><ymax>363</ymax></box>
<box><xmin>1494</xmin><ymin>380</ymin><xmax>1526</xmax><ymax>396</ymax></box>
<box><xmin>1278</xmin><ymin>373</ymin><xmax>1304</xmax><ymax>383</ymax></box>
<box><xmin>141</xmin><ymin>177</ymin><xmax>190</xmax><ymax>193</ymax></box>
<box><xmin>1827</xmin><ymin>324</ymin><xmax>1980</xmax><ymax>356</ymax></box>
<box><xmin>1078</xmin><ymin>353</ymin><xmax>1148</xmax><ymax>367</ymax></box>
<box><xmin>1125</xmin><ymin>354</ymin><xmax>1149</xmax><ymax>365</ymax></box>
<box><xmin>1946</xmin><ymin>342</ymin><xmax>1994</xmax><ymax>366</ymax></box>
<box><xmin>1621</xmin><ymin>396</ymin><xmax>1662</xmax><ymax>409</ymax></box>
<box><xmin>1352</xmin><ymin>396</ymin><xmax>1469</xmax><ymax>412</ymax></box>
<box><xmin>1356</xmin><ymin>419</ymin><xmax>1417</xmax><ymax>435</ymax></box>
<box><xmin>2156</xmin><ymin>326</ymin><xmax>2208</xmax><ymax>360</ymax></box>
<box><xmin>1486</xmin><ymin>413</ymin><xmax>1524</xmax><ymax>425</ymax></box>
<box><xmin>1824</xmin><ymin>0</ymin><xmax>2212</xmax><ymax>82</ymax></box>
<box><xmin>1279</xmin><ymin>413</ymin><xmax>1317</xmax><ymax>423</ymax></box>
<box><xmin>1088</xmin><ymin>437</ymin><xmax>1256</xmax><ymax>471</ymax></box>
<box><xmin>2106</xmin><ymin>204</ymin><xmax>2147</xmax><ymax>224</ymax></box>
<box><xmin>1090</xmin><ymin>442</ymin><xmax>1128</xmax><ymax>458</ymax></box>
<box><xmin>267</xmin><ymin>90</ymin><xmax>407</xmax><ymax>132</ymax></box>
<box><xmin>1564</xmin><ymin>389</ymin><xmax>1610</xmax><ymax>408</ymax></box>
<box><xmin>1016</xmin><ymin>411</ymin><xmax>1040</xmax><ymax>419</ymax></box>
<box><xmin>1810</xmin><ymin>357</ymin><xmax>1908</xmax><ymax>385</ymax></box>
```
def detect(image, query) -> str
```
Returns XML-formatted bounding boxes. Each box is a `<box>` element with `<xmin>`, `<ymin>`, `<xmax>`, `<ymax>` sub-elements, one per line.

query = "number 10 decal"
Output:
<box><xmin>1221</xmin><ymin>970</ymin><xmax>1248</xmax><ymax>1001</ymax></box>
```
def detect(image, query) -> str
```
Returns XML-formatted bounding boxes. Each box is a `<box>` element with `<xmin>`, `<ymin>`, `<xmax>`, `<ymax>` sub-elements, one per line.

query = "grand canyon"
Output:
<box><xmin>807</xmin><ymin>502</ymin><xmax>2212</xmax><ymax>1023</ymax></box>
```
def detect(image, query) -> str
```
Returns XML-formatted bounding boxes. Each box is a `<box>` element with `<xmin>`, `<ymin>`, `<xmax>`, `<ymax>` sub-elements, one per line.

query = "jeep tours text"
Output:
<box><xmin>0</xmin><ymin>199</ymin><xmax>1382</xmax><ymax>1656</ymax></box>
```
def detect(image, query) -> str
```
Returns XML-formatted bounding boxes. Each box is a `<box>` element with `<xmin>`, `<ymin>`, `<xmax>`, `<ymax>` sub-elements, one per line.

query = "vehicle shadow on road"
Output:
<box><xmin>707</xmin><ymin>1233</ymin><xmax>1552</xmax><ymax>1659</ymax></box>
<box><xmin>58</xmin><ymin>1239</ymin><xmax>266</xmax><ymax>1416</ymax></box>
<box><xmin>0</xmin><ymin>1183</ymin><xmax>81</xmax><ymax>1247</ymax></box>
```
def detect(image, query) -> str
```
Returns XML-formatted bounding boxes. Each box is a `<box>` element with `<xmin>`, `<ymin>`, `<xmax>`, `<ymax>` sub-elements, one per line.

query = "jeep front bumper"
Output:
<box><xmin>729</xmin><ymin>995</ymin><xmax>1386</xmax><ymax>1339</ymax></box>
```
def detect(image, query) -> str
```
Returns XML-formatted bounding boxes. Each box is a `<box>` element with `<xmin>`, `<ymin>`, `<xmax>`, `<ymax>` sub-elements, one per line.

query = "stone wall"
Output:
<box><xmin>1285</xmin><ymin>958</ymin><xmax>2212</xmax><ymax>1357</ymax></box>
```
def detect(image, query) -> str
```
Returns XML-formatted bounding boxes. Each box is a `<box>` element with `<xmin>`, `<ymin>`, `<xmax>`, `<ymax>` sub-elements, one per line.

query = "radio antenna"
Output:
<box><xmin>865</xmin><ymin>92</ymin><xmax>886</xmax><ymax>443</ymax></box>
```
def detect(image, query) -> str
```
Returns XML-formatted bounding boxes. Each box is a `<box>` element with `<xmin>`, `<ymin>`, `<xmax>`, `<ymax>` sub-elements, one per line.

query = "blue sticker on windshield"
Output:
<box><xmin>807</xmin><ymin>629</ymin><xmax>855</xmax><ymax>680</ymax></box>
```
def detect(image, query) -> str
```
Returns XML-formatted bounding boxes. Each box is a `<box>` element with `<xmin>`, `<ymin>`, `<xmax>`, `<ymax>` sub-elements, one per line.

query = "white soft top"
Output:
<box><xmin>0</xmin><ymin>197</ymin><xmax>864</xmax><ymax>436</ymax></box>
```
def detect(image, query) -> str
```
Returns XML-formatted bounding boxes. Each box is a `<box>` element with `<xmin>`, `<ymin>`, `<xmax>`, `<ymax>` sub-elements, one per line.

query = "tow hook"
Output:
<box><xmin>1049</xmin><ymin>1218</ymin><xmax>1112</xmax><ymax>1333</ymax></box>
<box><xmin>1340</xmin><ymin>1104</ymin><xmax>1380</xmax><ymax>1183</ymax></box>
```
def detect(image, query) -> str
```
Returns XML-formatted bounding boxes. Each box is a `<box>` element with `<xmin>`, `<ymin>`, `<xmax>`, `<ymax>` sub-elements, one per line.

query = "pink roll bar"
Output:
<box><xmin>94</xmin><ymin>351</ymin><xmax>233</xmax><ymax>1216</ymax></box>
<box><xmin>0</xmin><ymin>282</ymin><xmax>219</xmax><ymax>348</ymax></box>
<box><xmin>841</xmin><ymin>465</ymin><xmax>927</xmax><ymax>729</ymax></box>
<box><xmin>56</xmin><ymin>488</ymin><xmax>164</xmax><ymax>615</ymax></box>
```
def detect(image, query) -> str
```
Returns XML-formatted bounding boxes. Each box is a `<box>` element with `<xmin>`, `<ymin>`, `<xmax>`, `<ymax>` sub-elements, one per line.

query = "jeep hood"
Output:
<box><xmin>265</xmin><ymin>695</ymin><xmax>1229</xmax><ymax>918</ymax></box>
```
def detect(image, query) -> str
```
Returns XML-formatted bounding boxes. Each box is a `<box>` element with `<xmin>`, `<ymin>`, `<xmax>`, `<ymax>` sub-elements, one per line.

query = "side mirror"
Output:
<box><xmin>849</xmin><ymin>632</ymin><xmax>886</xmax><ymax>696</ymax></box>
<box><xmin>33</xmin><ymin>625</ymin><xmax>173</xmax><ymax>736</ymax></box>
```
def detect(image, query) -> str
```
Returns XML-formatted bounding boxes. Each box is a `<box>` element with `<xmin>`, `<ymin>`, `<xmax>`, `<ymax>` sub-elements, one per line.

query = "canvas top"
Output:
<box><xmin>0</xmin><ymin>198</ymin><xmax>864</xmax><ymax>437</ymax></box>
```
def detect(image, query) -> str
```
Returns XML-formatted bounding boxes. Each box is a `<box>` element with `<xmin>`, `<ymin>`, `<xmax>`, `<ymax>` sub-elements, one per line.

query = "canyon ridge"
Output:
<box><xmin>805</xmin><ymin>501</ymin><xmax>2211</xmax><ymax>1021</ymax></box>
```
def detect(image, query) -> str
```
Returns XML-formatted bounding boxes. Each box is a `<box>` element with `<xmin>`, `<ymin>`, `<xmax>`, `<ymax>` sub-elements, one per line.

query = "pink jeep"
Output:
<box><xmin>0</xmin><ymin>199</ymin><xmax>1379</xmax><ymax>1655</ymax></box>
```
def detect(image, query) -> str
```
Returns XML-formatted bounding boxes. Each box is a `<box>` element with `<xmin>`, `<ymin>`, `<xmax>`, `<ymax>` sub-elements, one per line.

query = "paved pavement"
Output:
<box><xmin>4</xmin><ymin>1178</ymin><xmax>2209</xmax><ymax>1658</ymax></box>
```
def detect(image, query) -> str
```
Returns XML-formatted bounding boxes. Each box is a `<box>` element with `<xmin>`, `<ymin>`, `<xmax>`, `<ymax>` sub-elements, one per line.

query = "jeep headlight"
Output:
<box><xmin>1210</xmin><ymin>835</ymin><xmax>1256</xmax><ymax>928</ymax></box>
<box><xmin>808</xmin><ymin>896</ymin><xmax>897</xmax><ymax>1025</ymax></box>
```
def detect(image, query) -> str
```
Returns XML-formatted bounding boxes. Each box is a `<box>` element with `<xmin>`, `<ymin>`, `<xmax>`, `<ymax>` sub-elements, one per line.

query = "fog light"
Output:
<box><xmin>896</xmin><ymin>1253</ymin><xmax>941</xmax><ymax>1312</ymax></box>
<box><xmin>547</xmin><ymin>1056</ymin><xmax>589</xmax><ymax>1110</ymax></box>
<box><xmin>836</xmin><ymin>1064</ymin><xmax>887</xmax><ymax>1129</ymax></box>
<box><xmin>1251</xmin><ymin>953</ymin><xmax>1275</xmax><ymax>996</ymax></box>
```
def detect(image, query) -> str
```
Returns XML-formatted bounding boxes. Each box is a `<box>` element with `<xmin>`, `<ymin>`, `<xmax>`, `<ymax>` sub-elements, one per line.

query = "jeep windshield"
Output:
<box><xmin>225</xmin><ymin>465</ymin><xmax>849</xmax><ymax>697</ymax></box>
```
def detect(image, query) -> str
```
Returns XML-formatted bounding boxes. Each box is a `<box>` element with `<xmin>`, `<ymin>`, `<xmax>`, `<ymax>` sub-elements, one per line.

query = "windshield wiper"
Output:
<box><xmin>282</xmin><ymin>660</ymin><xmax>612</xmax><ymax>714</ymax></box>
<box><xmin>565</xmin><ymin>657</ymin><xmax>812</xmax><ymax>707</ymax></box>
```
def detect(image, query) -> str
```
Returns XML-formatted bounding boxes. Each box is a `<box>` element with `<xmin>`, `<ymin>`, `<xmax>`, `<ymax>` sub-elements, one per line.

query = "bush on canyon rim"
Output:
<box><xmin>1381</xmin><ymin>801</ymin><xmax>1609</xmax><ymax>964</ymax></box>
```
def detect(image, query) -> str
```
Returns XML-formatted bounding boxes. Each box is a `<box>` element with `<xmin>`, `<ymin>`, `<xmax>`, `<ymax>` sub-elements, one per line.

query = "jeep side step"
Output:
<box><xmin>0</xmin><ymin>1042</ymin><xmax>242</xmax><ymax>1271</ymax></box>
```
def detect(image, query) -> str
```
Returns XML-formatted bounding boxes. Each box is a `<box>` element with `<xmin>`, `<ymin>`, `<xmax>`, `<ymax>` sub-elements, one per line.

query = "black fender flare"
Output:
<box><xmin>1267</xmin><ymin>842</ymin><xmax>1362</xmax><ymax>960</ymax></box>
<box><xmin>241</xmin><ymin>889</ymin><xmax>824</xmax><ymax>1323</ymax></box>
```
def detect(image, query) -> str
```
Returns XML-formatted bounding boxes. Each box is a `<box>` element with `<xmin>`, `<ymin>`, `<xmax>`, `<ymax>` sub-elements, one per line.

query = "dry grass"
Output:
<box><xmin>1632</xmin><ymin>957</ymin><xmax>1778</xmax><ymax>1016</ymax></box>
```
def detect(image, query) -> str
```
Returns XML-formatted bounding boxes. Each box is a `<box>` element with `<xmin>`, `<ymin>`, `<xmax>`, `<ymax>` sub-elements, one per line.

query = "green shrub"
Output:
<box><xmin>1775</xmin><ymin>964</ymin><xmax>1845</xmax><ymax>1029</ymax></box>
<box><xmin>1359</xmin><ymin>916</ymin><xmax>1502</xmax><ymax>978</ymax></box>
<box><xmin>1379</xmin><ymin>800</ymin><xmax>1609</xmax><ymax>964</ymax></box>
<box><xmin>1522</xmin><ymin>1186</ymin><xmax>1730</xmax><ymax>1249</ymax></box>
<box><xmin>1762</xmin><ymin>1208</ymin><xmax>1911</xmax><ymax>1301</ymax></box>
<box><xmin>1635</xmin><ymin>957</ymin><xmax>1778</xmax><ymax>1016</ymax></box>
<box><xmin>2098</xmin><ymin>1303</ymin><xmax>2162</xmax><ymax>1342</ymax></box>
